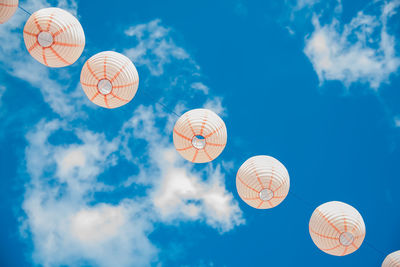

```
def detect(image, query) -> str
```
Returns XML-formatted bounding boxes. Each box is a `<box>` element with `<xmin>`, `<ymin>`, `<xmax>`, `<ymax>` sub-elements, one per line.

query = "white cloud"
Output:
<box><xmin>203</xmin><ymin>97</ymin><xmax>226</xmax><ymax>117</ymax></box>
<box><xmin>124</xmin><ymin>19</ymin><xmax>190</xmax><ymax>76</ymax></box>
<box><xmin>292</xmin><ymin>0</ymin><xmax>342</xmax><ymax>14</ymax></box>
<box><xmin>123</xmin><ymin>19</ymin><xmax>218</xmax><ymax>117</ymax></box>
<box><xmin>70</xmin><ymin>205</ymin><xmax>126</xmax><ymax>244</ymax></box>
<box><xmin>22</xmin><ymin>120</ymin><xmax>158</xmax><ymax>267</ymax></box>
<box><xmin>304</xmin><ymin>1</ymin><xmax>400</xmax><ymax>89</ymax></box>
<box><xmin>68</xmin><ymin>202</ymin><xmax>157</xmax><ymax>267</ymax></box>
<box><xmin>191</xmin><ymin>82</ymin><xmax>209</xmax><ymax>94</ymax></box>
<box><xmin>150</xmin><ymin>148</ymin><xmax>243</xmax><ymax>232</ymax></box>
<box><xmin>295</xmin><ymin>0</ymin><xmax>319</xmax><ymax>9</ymax></box>
<box><xmin>58</xmin><ymin>148</ymin><xmax>87</xmax><ymax>176</ymax></box>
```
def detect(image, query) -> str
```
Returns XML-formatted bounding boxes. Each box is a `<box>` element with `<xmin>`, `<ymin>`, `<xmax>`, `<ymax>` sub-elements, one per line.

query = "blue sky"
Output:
<box><xmin>0</xmin><ymin>0</ymin><xmax>400</xmax><ymax>266</ymax></box>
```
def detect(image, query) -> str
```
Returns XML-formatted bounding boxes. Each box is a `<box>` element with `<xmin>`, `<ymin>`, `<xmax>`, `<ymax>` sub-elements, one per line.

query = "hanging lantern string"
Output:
<box><xmin>142</xmin><ymin>90</ymin><xmax>181</xmax><ymax>118</ymax></box>
<box><xmin>365</xmin><ymin>241</ymin><xmax>386</xmax><ymax>257</ymax></box>
<box><xmin>18</xmin><ymin>5</ymin><xmax>32</xmax><ymax>16</ymax></box>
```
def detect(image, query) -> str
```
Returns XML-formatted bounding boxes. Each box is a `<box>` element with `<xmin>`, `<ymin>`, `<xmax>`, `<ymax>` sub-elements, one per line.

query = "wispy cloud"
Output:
<box><xmin>123</xmin><ymin>19</ymin><xmax>214</xmax><ymax>112</ymax></box>
<box><xmin>203</xmin><ymin>97</ymin><xmax>226</xmax><ymax>117</ymax></box>
<box><xmin>294</xmin><ymin>0</ymin><xmax>319</xmax><ymax>10</ymax></box>
<box><xmin>303</xmin><ymin>0</ymin><xmax>400</xmax><ymax>89</ymax></box>
<box><xmin>290</xmin><ymin>0</ymin><xmax>342</xmax><ymax>16</ymax></box>
<box><xmin>21</xmin><ymin>119</ymin><xmax>158</xmax><ymax>267</ymax></box>
<box><xmin>191</xmin><ymin>82</ymin><xmax>209</xmax><ymax>95</ymax></box>
<box><xmin>124</xmin><ymin>19</ymin><xmax>190</xmax><ymax>76</ymax></box>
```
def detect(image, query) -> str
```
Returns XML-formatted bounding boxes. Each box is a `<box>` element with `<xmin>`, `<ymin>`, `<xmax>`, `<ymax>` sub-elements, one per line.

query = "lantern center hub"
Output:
<box><xmin>192</xmin><ymin>135</ymin><xmax>206</xmax><ymax>150</ymax></box>
<box><xmin>37</xmin><ymin>31</ymin><xmax>53</xmax><ymax>47</ymax></box>
<box><xmin>97</xmin><ymin>79</ymin><xmax>113</xmax><ymax>95</ymax></box>
<box><xmin>339</xmin><ymin>232</ymin><xmax>354</xmax><ymax>247</ymax></box>
<box><xmin>259</xmin><ymin>189</ymin><xmax>274</xmax><ymax>201</ymax></box>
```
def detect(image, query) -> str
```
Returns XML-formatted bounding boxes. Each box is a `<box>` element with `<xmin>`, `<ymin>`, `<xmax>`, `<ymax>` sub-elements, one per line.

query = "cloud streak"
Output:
<box><xmin>304</xmin><ymin>0</ymin><xmax>400</xmax><ymax>89</ymax></box>
<box><xmin>124</xmin><ymin>19</ymin><xmax>190</xmax><ymax>76</ymax></box>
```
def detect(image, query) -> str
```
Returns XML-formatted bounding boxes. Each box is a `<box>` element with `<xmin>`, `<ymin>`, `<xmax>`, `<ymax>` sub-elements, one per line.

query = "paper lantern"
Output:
<box><xmin>23</xmin><ymin>7</ymin><xmax>85</xmax><ymax>67</ymax></box>
<box><xmin>309</xmin><ymin>201</ymin><xmax>366</xmax><ymax>256</ymax></box>
<box><xmin>80</xmin><ymin>51</ymin><xmax>139</xmax><ymax>109</ymax></box>
<box><xmin>236</xmin><ymin>155</ymin><xmax>289</xmax><ymax>209</ymax></box>
<box><xmin>0</xmin><ymin>0</ymin><xmax>18</xmax><ymax>24</ymax></box>
<box><xmin>173</xmin><ymin>109</ymin><xmax>227</xmax><ymax>163</ymax></box>
<box><xmin>382</xmin><ymin>251</ymin><xmax>400</xmax><ymax>267</ymax></box>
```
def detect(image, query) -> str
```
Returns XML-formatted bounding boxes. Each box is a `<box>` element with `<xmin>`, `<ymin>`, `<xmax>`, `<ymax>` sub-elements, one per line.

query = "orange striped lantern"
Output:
<box><xmin>382</xmin><ymin>251</ymin><xmax>400</xmax><ymax>267</ymax></box>
<box><xmin>23</xmin><ymin>7</ymin><xmax>85</xmax><ymax>67</ymax></box>
<box><xmin>80</xmin><ymin>51</ymin><xmax>139</xmax><ymax>109</ymax></box>
<box><xmin>236</xmin><ymin>156</ymin><xmax>289</xmax><ymax>209</ymax></box>
<box><xmin>173</xmin><ymin>109</ymin><xmax>227</xmax><ymax>163</ymax></box>
<box><xmin>0</xmin><ymin>0</ymin><xmax>18</xmax><ymax>24</ymax></box>
<box><xmin>309</xmin><ymin>201</ymin><xmax>366</xmax><ymax>256</ymax></box>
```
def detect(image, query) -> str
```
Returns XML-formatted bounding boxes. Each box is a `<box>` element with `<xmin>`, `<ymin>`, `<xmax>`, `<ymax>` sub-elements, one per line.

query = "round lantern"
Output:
<box><xmin>236</xmin><ymin>155</ymin><xmax>290</xmax><ymax>209</ymax></box>
<box><xmin>23</xmin><ymin>7</ymin><xmax>85</xmax><ymax>67</ymax></box>
<box><xmin>309</xmin><ymin>201</ymin><xmax>366</xmax><ymax>256</ymax></box>
<box><xmin>382</xmin><ymin>251</ymin><xmax>400</xmax><ymax>267</ymax></box>
<box><xmin>0</xmin><ymin>0</ymin><xmax>18</xmax><ymax>24</ymax></box>
<box><xmin>80</xmin><ymin>51</ymin><xmax>139</xmax><ymax>109</ymax></box>
<box><xmin>173</xmin><ymin>109</ymin><xmax>227</xmax><ymax>163</ymax></box>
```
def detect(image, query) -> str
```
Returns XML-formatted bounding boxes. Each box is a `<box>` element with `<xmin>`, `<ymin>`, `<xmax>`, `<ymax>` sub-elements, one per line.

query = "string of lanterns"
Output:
<box><xmin>0</xmin><ymin>2</ymin><xmax>398</xmax><ymax>265</ymax></box>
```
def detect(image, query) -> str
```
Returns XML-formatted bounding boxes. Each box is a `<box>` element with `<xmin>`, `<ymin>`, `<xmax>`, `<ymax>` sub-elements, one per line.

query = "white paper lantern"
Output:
<box><xmin>309</xmin><ymin>201</ymin><xmax>366</xmax><ymax>256</ymax></box>
<box><xmin>382</xmin><ymin>251</ymin><xmax>400</xmax><ymax>267</ymax></box>
<box><xmin>236</xmin><ymin>155</ymin><xmax>290</xmax><ymax>209</ymax></box>
<box><xmin>173</xmin><ymin>109</ymin><xmax>227</xmax><ymax>163</ymax></box>
<box><xmin>23</xmin><ymin>7</ymin><xmax>85</xmax><ymax>67</ymax></box>
<box><xmin>0</xmin><ymin>0</ymin><xmax>18</xmax><ymax>24</ymax></box>
<box><xmin>80</xmin><ymin>51</ymin><xmax>139</xmax><ymax>109</ymax></box>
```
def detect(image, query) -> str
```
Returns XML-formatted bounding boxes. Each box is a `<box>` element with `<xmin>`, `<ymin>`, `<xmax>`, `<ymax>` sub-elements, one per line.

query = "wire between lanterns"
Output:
<box><xmin>142</xmin><ymin>90</ymin><xmax>181</xmax><ymax>118</ymax></box>
<box><xmin>18</xmin><ymin>5</ymin><xmax>52</xmax><ymax>44</ymax></box>
<box><xmin>18</xmin><ymin>5</ymin><xmax>32</xmax><ymax>16</ymax></box>
<box><xmin>365</xmin><ymin>240</ymin><xmax>386</xmax><ymax>257</ymax></box>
